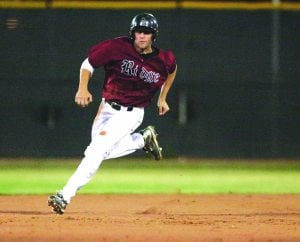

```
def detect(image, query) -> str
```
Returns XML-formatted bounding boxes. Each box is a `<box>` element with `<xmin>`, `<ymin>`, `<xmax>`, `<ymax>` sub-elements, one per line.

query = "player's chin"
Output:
<box><xmin>137</xmin><ymin>42</ymin><xmax>148</xmax><ymax>49</ymax></box>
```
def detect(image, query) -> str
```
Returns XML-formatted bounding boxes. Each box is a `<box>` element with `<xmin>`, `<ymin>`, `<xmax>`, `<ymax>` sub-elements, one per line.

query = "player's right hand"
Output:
<box><xmin>75</xmin><ymin>89</ymin><xmax>93</xmax><ymax>107</ymax></box>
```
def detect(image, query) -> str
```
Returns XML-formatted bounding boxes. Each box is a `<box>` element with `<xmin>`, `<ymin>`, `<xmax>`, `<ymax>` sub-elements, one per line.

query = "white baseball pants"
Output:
<box><xmin>61</xmin><ymin>100</ymin><xmax>145</xmax><ymax>203</ymax></box>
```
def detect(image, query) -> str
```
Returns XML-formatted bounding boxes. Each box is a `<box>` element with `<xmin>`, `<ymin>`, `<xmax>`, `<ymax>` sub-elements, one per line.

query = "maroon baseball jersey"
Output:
<box><xmin>88</xmin><ymin>36</ymin><xmax>176</xmax><ymax>107</ymax></box>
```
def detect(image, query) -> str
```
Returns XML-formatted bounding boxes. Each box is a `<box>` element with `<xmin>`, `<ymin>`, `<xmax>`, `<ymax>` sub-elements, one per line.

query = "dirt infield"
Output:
<box><xmin>0</xmin><ymin>194</ymin><xmax>299</xmax><ymax>241</ymax></box>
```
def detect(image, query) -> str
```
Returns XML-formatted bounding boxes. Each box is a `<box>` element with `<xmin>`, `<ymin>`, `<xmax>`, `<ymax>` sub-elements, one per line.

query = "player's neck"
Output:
<box><xmin>135</xmin><ymin>46</ymin><xmax>153</xmax><ymax>55</ymax></box>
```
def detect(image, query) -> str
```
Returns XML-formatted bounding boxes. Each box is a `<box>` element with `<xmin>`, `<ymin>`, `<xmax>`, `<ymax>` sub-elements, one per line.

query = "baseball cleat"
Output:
<box><xmin>48</xmin><ymin>192</ymin><xmax>67</xmax><ymax>215</ymax></box>
<box><xmin>140</xmin><ymin>125</ymin><xmax>162</xmax><ymax>160</ymax></box>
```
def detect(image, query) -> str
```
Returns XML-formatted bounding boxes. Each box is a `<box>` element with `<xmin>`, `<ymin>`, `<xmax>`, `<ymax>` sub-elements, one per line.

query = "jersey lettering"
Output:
<box><xmin>121</xmin><ymin>59</ymin><xmax>138</xmax><ymax>76</ymax></box>
<box><xmin>121</xmin><ymin>59</ymin><xmax>160</xmax><ymax>83</ymax></box>
<box><xmin>140</xmin><ymin>67</ymin><xmax>160</xmax><ymax>83</ymax></box>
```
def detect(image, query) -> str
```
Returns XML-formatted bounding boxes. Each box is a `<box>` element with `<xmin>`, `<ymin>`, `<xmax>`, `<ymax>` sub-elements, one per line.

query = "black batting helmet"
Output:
<box><xmin>129</xmin><ymin>13</ymin><xmax>158</xmax><ymax>40</ymax></box>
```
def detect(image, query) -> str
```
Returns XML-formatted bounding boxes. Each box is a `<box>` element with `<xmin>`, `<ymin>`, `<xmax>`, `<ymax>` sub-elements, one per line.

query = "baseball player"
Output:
<box><xmin>48</xmin><ymin>13</ymin><xmax>177</xmax><ymax>215</ymax></box>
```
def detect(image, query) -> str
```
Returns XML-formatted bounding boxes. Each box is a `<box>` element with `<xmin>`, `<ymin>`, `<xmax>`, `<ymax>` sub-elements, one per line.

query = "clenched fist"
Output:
<box><xmin>75</xmin><ymin>89</ymin><xmax>93</xmax><ymax>107</ymax></box>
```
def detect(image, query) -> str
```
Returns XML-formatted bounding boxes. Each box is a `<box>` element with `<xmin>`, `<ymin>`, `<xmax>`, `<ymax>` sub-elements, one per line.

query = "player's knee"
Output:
<box><xmin>84</xmin><ymin>144</ymin><xmax>105</xmax><ymax>160</ymax></box>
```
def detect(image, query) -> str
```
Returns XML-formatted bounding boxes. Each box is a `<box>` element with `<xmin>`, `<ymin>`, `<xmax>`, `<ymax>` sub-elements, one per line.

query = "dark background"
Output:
<box><xmin>0</xmin><ymin>8</ymin><xmax>299</xmax><ymax>158</ymax></box>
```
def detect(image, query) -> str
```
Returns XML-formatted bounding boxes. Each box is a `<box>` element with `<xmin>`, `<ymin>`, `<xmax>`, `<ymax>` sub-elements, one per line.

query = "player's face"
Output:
<box><xmin>133</xmin><ymin>30</ymin><xmax>153</xmax><ymax>54</ymax></box>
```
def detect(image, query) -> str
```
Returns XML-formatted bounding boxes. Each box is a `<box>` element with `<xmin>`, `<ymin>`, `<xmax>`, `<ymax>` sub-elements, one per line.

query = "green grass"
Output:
<box><xmin>0</xmin><ymin>158</ymin><xmax>299</xmax><ymax>195</ymax></box>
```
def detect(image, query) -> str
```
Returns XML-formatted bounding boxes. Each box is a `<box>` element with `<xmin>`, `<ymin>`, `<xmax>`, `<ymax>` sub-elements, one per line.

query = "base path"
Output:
<box><xmin>0</xmin><ymin>194</ymin><xmax>299</xmax><ymax>241</ymax></box>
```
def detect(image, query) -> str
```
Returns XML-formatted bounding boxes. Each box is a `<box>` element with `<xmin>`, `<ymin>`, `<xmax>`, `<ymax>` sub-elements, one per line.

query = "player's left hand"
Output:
<box><xmin>157</xmin><ymin>100</ymin><xmax>170</xmax><ymax>116</ymax></box>
<box><xmin>75</xmin><ymin>89</ymin><xmax>93</xmax><ymax>107</ymax></box>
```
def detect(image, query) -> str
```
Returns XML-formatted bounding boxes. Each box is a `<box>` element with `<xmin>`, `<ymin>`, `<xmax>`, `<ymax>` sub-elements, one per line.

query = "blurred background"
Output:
<box><xmin>0</xmin><ymin>0</ymin><xmax>299</xmax><ymax>159</ymax></box>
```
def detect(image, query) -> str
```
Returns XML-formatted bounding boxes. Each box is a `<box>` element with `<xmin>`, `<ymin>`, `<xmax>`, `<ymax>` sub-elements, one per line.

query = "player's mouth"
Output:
<box><xmin>137</xmin><ymin>42</ymin><xmax>147</xmax><ymax>47</ymax></box>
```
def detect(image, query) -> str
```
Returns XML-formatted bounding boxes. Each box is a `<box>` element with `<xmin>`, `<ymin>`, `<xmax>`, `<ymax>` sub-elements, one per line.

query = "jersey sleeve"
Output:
<box><xmin>87</xmin><ymin>39</ymin><xmax>113</xmax><ymax>68</ymax></box>
<box><xmin>165</xmin><ymin>51</ymin><xmax>177</xmax><ymax>74</ymax></box>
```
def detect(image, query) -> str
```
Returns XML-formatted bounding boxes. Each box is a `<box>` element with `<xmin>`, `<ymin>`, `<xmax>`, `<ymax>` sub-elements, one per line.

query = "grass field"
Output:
<box><xmin>0</xmin><ymin>158</ymin><xmax>299</xmax><ymax>195</ymax></box>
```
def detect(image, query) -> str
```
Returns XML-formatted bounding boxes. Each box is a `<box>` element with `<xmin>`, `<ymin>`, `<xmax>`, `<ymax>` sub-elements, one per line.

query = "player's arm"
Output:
<box><xmin>75</xmin><ymin>58</ymin><xmax>94</xmax><ymax>107</ymax></box>
<box><xmin>157</xmin><ymin>65</ymin><xmax>177</xmax><ymax>115</ymax></box>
